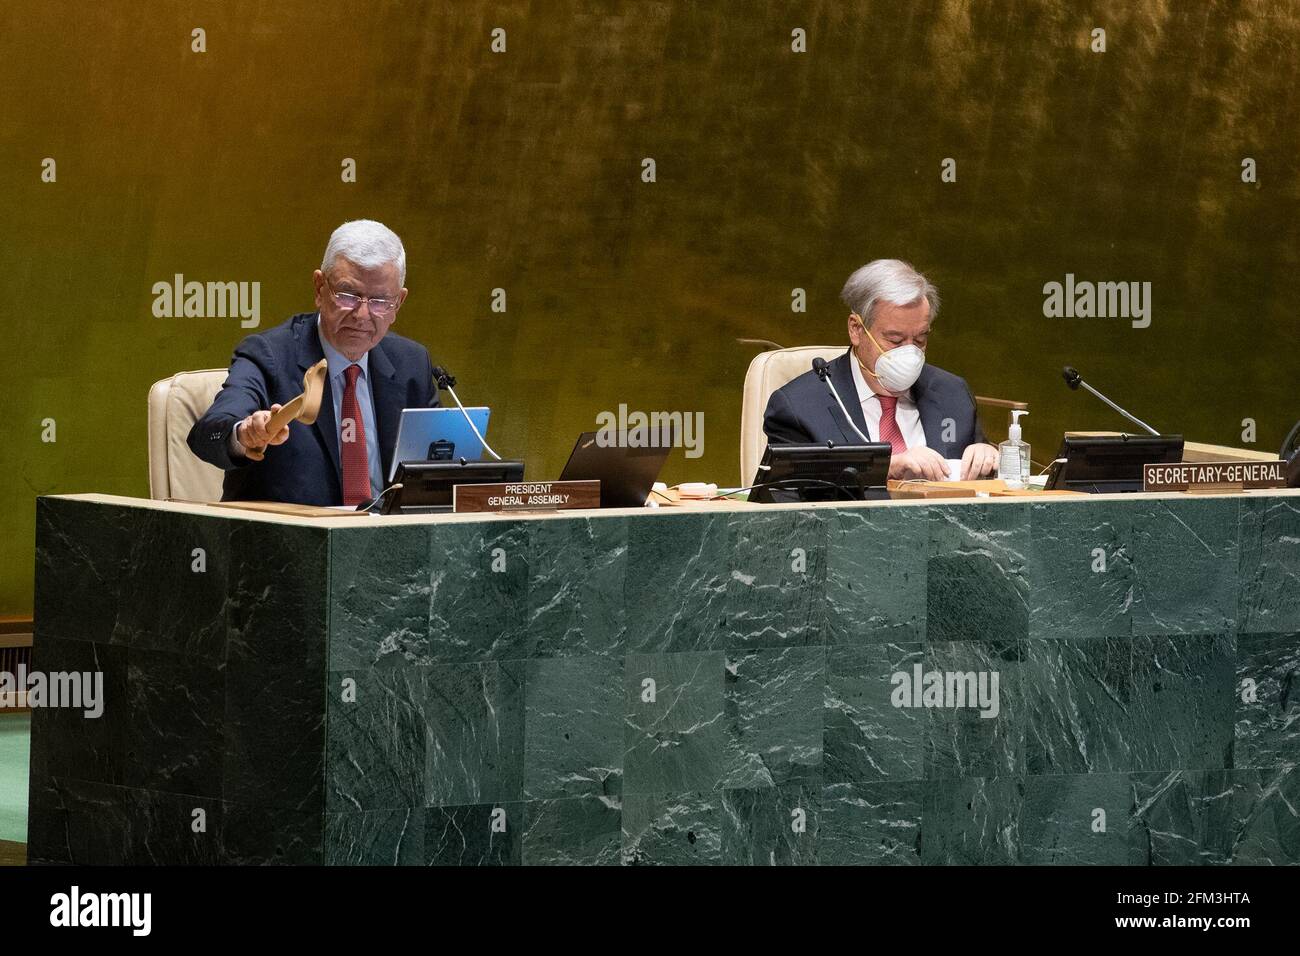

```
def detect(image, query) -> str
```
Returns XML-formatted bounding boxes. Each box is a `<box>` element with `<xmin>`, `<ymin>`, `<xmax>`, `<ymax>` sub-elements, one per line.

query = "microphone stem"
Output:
<box><xmin>822</xmin><ymin>374</ymin><xmax>872</xmax><ymax>444</ymax></box>
<box><xmin>443</xmin><ymin>384</ymin><xmax>502</xmax><ymax>460</ymax></box>
<box><xmin>1078</xmin><ymin>380</ymin><xmax>1160</xmax><ymax>436</ymax></box>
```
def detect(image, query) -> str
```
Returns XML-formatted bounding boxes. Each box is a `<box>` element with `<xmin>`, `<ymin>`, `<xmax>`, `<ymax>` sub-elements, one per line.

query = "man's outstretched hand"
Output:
<box><xmin>235</xmin><ymin>404</ymin><xmax>291</xmax><ymax>461</ymax></box>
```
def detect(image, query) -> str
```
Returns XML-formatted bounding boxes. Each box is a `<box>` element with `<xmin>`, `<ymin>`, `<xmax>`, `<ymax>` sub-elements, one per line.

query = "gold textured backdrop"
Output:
<box><xmin>2</xmin><ymin>0</ymin><xmax>1298</xmax><ymax>613</ymax></box>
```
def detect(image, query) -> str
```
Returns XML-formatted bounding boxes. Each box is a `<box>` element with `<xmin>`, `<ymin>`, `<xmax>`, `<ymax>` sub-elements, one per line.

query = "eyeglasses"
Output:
<box><xmin>325</xmin><ymin>277</ymin><xmax>400</xmax><ymax>318</ymax></box>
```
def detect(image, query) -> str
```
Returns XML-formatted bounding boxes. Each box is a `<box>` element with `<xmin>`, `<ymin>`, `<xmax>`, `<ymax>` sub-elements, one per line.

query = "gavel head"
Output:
<box><xmin>296</xmin><ymin>360</ymin><xmax>327</xmax><ymax>426</ymax></box>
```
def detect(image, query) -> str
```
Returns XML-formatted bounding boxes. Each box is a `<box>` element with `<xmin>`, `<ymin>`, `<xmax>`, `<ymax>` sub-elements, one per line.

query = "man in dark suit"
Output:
<box><xmin>187</xmin><ymin>220</ymin><xmax>438</xmax><ymax>505</ymax></box>
<box><xmin>763</xmin><ymin>259</ymin><xmax>999</xmax><ymax>482</ymax></box>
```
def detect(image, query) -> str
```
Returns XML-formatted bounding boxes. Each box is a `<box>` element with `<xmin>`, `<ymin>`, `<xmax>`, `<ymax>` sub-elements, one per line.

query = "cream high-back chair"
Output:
<box><xmin>147</xmin><ymin>369</ymin><xmax>229</xmax><ymax>500</ymax></box>
<box><xmin>739</xmin><ymin>346</ymin><xmax>844</xmax><ymax>487</ymax></box>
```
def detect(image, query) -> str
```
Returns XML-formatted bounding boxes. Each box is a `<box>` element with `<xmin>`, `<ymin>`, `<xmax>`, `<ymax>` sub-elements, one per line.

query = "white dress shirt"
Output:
<box><xmin>849</xmin><ymin>353</ymin><xmax>928</xmax><ymax>449</ymax></box>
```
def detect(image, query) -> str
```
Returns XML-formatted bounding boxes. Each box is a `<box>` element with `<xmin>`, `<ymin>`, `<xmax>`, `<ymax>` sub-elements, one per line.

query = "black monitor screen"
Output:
<box><xmin>1049</xmin><ymin>435</ymin><xmax>1184</xmax><ymax>494</ymax></box>
<box><xmin>752</xmin><ymin>443</ymin><xmax>892</xmax><ymax>503</ymax></box>
<box><xmin>383</xmin><ymin>460</ymin><xmax>526</xmax><ymax>513</ymax></box>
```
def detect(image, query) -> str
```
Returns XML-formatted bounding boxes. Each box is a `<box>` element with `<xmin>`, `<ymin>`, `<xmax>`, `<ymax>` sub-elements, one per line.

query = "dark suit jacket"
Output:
<box><xmin>762</xmin><ymin>350</ymin><xmax>986</xmax><ymax>464</ymax></box>
<box><xmin>187</xmin><ymin>312</ymin><xmax>439</xmax><ymax>504</ymax></box>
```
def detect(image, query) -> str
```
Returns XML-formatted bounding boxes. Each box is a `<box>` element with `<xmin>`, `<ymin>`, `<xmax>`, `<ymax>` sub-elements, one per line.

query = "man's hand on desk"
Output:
<box><xmin>887</xmin><ymin>443</ymin><xmax>1000</xmax><ymax>481</ymax></box>
<box><xmin>888</xmin><ymin>447</ymin><xmax>950</xmax><ymax>481</ymax></box>
<box><xmin>959</xmin><ymin>442</ymin><xmax>999</xmax><ymax>480</ymax></box>
<box><xmin>232</xmin><ymin>404</ymin><xmax>291</xmax><ymax>462</ymax></box>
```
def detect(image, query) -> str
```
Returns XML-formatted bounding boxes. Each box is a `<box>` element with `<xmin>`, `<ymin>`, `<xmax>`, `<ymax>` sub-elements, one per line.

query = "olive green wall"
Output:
<box><xmin>3</xmin><ymin>0</ymin><xmax>1298</xmax><ymax>614</ymax></box>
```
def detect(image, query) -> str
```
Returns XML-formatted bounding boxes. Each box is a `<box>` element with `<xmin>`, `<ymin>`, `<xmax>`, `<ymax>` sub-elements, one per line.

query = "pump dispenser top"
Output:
<box><xmin>1009</xmin><ymin>409</ymin><xmax>1028</xmax><ymax>441</ymax></box>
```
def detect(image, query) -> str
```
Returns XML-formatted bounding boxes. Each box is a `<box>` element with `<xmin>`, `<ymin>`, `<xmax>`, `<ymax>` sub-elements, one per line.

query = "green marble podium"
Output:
<box><xmin>26</xmin><ymin>491</ymin><xmax>1300</xmax><ymax>865</ymax></box>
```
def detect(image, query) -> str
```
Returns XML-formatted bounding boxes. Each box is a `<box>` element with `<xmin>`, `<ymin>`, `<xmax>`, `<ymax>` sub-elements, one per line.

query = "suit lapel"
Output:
<box><xmin>298</xmin><ymin>316</ymin><xmax>342</xmax><ymax>483</ymax></box>
<box><xmin>825</xmin><ymin>350</ymin><xmax>871</xmax><ymax>443</ymax></box>
<box><xmin>367</xmin><ymin>341</ymin><xmax>402</xmax><ymax>483</ymax></box>
<box><xmin>911</xmin><ymin>366</ymin><xmax>945</xmax><ymax>454</ymax></box>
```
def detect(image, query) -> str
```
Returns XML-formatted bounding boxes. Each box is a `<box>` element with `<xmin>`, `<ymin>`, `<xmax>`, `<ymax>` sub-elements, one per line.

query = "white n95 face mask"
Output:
<box><xmin>856</xmin><ymin>319</ymin><xmax>926</xmax><ymax>393</ymax></box>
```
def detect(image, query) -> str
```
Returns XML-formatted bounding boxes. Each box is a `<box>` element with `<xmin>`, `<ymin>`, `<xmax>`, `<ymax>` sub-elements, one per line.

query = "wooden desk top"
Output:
<box><xmin>43</xmin><ymin>486</ymin><xmax>1300</xmax><ymax>530</ymax></box>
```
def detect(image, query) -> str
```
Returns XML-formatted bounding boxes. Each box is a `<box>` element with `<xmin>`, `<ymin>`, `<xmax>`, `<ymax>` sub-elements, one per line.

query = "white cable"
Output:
<box><xmin>822</xmin><ymin>375</ymin><xmax>872</xmax><ymax>444</ymax></box>
<box><xmin>445</xmin><ymin>384</ymin><xmax>502</xmax><ymax>461</ymax></box>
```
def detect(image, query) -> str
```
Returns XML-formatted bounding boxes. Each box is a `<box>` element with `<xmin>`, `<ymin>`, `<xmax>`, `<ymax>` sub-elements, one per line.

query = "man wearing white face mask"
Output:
<box><xmin>763</xmin><ymin>259</ymin><xmax>999</xmax><ymax>481</ymax></box>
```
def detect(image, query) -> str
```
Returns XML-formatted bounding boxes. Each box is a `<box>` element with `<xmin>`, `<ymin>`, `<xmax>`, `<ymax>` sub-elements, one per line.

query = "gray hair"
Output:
<box><xmin>840</xmin><ymin>259</ymin><xmax>940</xmax><ymax>327</ymax></box>
<box><xmin>321</xmin><ymin>219</ymin><xmax>407</xmax><ymax>285</ymax></box>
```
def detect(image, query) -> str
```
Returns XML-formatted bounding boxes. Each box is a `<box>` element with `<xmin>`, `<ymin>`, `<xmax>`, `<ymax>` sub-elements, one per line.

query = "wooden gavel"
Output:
<box><xmin>242</xmin><ymin>359</ymin><xmax>327</xmax><ymax>459</ymax></box>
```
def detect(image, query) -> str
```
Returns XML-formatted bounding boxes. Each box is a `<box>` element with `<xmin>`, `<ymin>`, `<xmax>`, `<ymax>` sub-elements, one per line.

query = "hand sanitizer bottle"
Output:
<box><xmin>998</xmin><ymin>410</ymin><xmax>1029</xmax><ymax>488</ymax></box>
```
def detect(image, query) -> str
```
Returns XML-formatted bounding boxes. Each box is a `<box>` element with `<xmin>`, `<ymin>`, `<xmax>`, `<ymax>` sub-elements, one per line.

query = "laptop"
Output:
<box><xmin>559</xmin><ymin>431</ymin><xmax>671</xmax><ymax>507</ymax></box>
<box><xmin>388</xmin><ymin>407</ymin><xmax>490</xmax><ymax>482</ymax></box>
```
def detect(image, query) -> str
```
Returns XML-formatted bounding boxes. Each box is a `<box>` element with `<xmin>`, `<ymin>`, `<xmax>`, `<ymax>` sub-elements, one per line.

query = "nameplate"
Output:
<box><xmin>1143</xmin><ymin>460</ymin><xmax>1287</xmax><ymax>493</ymax></box>
<box><xmin>452</xmin><ymin>480</ymin><xmax>601</xmax><ymax>513</ymax></box>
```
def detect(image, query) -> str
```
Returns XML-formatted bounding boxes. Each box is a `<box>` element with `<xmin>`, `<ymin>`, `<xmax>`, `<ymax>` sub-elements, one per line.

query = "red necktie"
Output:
<box><xmin>340</xmin><ymin>364</ymin><xmax>371</xmax><ymax>506</ymax></box>
<box><xmin>876</xmin><ymin>395</ymin><xmax>907</xmax><ymax>454</ymax></box>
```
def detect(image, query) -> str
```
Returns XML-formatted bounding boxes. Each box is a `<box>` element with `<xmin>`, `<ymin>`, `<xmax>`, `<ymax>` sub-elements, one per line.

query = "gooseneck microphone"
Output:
<box><xmin>432</xmin><ymin>365</ymin><xmax>502</xmax><ymax>460</ymax></box>
<box><xmin>1061</xmin><ymin>366</ymin><xmax>1161</xmax><ymax>437</ymax></box>
<box><xmin>813</xmin><ymin>357</ymin><xmax>872</xmax><ymax>444</ymax></box>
